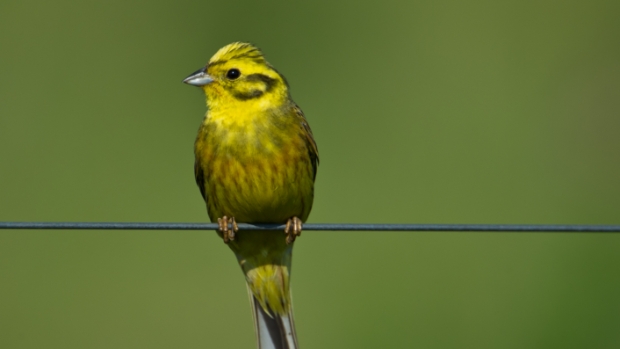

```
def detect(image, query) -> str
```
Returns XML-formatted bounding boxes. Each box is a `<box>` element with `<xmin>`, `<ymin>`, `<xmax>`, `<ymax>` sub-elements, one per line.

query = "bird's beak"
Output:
<box><xmin>183</xmin><ymin>67</ymin><xmax>214</xmax><ymax>86</ymax></box>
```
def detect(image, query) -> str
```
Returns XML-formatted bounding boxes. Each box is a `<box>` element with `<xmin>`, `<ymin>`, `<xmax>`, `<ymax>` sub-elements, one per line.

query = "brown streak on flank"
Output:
<box><xmin>294</xmin><ymin>158</ymin><xmax>302</xmax><ymax>186</ymax></box>
<box><xmin>290</xmin><ymin>140</ymin><xmax>300</xmax><ymax>159</ymax></box>
<box><xmin>257</xmin><ymin>160</ymin><xmax>267</xmax><ymax>185</ymax></box>
<box><xmin>270</xmin><ymin>174</ymin><xmax>277</xmax><ymax>190</ymax></box>
<box><xmin>216</xmin><ymin>159</ymin><xmax>227</xmax><ymax>184</ymax></box>
<box><xmin>201</xmin><ymin>153</ymin><xmax>212</xmax><ymax>177</ymax></box>
<box><xmin>229</xmin><ymin>163</ymin><xmax>240</xmax><ymax>191</ymax></box>
<box><xmin>204</xmin><ymin>164</ymin><xmax>213</xmax><ymax>182</ymax></box>
<box><xmin>270</xmin><ymin>161</ymin><xmax>279</xmax><ymax>173</ymax></box>
<box><xmin>270</xmin><ymin>162</ymin><xmax>279</xmax><ymax>188</ymax></box>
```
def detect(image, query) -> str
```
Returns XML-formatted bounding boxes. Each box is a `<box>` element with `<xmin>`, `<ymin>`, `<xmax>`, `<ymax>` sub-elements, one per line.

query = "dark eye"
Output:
<box><xmin>226</xmin><ymin>68</ymin><xmax>240</xmax><ymax>80</ymax></box>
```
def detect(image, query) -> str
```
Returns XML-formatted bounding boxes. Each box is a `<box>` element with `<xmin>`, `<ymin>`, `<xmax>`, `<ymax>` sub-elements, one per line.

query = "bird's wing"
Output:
<box><xmin>293</xmin><ymin>104</ymin><xmax>319</xmax><ymax>179</ymax></box>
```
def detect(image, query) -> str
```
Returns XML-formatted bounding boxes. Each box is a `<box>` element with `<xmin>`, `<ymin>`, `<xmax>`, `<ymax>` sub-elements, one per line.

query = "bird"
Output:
<box><xmin>184</xmin><ymin>42</ymin><xmax>318</xmax><ymax>349</ymax></box>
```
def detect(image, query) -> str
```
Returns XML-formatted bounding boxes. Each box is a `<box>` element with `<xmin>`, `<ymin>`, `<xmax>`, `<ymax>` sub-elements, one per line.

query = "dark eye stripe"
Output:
<box><xmin>229</xmin><ymin>73</ymin><xmax>280</xmax><ymax>101</ymax></box>
<box><xmin>245</xmin><ymin>74</ymin><xmax>278</xmax><ymax>92</ymax></box>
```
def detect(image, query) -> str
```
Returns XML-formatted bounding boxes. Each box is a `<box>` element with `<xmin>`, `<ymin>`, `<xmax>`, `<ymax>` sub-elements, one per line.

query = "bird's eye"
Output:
<box><xmin>226</xmin><ymin>69</ymin><xmax>241</xmax><ymax>80</ymax></box>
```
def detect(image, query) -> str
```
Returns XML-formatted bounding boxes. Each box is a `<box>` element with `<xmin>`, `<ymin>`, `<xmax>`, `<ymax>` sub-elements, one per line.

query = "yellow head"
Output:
<box><xmin>183</xmin><ymin>42</ymin><xmax>289</xmax><ymax>108</ymax></box>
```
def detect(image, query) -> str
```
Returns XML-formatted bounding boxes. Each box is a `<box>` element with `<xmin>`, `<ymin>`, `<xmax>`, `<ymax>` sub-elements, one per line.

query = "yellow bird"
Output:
<box><xmin>184</xmin><ymin>42</ymin><xmax>318</xmax><ymax>349</ymax></box>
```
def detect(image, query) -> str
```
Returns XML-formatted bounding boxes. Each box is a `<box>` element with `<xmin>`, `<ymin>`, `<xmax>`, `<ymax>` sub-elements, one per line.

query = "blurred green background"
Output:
<box><xmin>1</xmin><ymin>0</ymin><xmax>619</xmax><ymax>348</ymax></box>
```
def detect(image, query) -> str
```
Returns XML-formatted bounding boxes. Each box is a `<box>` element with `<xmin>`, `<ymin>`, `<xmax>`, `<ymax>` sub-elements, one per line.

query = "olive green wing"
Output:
<box><xmin>293</xmin><ymin>104</ymin><xmax>319</xmax><ymax>179</ymax></box>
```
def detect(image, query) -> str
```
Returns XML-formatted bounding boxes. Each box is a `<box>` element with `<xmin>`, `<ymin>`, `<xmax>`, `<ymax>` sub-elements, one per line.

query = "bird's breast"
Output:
<box><xmin>196</xmin><ymin>113</ymin><xmax>314</xmax><ymax>223</ymax></box>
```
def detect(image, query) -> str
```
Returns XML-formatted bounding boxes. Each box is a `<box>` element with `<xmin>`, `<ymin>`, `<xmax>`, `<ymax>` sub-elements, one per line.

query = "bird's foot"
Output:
<box><xmin>285</xmin><ymin>217</ymin><xmax>302</xmax><ymax>244</ymax></box>
<box><xmin>218</xmin><ymin>216</ymin><xmax>238</xmax><ymax>243</ymax></box>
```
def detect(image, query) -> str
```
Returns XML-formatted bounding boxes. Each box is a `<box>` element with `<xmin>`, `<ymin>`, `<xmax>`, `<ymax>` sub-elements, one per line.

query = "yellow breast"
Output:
<box><xmin>194</xmin><ymin>103</ymin><xmax>315</xmax><ymax>224</ymax></box>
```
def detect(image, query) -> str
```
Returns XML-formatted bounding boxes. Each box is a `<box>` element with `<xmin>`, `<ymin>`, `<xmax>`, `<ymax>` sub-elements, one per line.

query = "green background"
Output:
<box><xmin>1</xmin><ymin>0</ymin><xmax>619</xmax><ymax>348</ymax></box>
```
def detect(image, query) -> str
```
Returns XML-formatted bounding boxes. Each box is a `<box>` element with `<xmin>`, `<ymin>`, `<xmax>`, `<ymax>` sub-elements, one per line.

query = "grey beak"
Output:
<box><xmin>183</xmin><ymin>67</ymin><xmax>214</xmax><ymax>86</ymax></box>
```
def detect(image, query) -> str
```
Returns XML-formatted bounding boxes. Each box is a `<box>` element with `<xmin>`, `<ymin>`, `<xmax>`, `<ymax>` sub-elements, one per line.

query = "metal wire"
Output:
<box><xmin>1</xmin><ymin>222</ymin><xmax>619</xmax><ymax>232</ymax></box>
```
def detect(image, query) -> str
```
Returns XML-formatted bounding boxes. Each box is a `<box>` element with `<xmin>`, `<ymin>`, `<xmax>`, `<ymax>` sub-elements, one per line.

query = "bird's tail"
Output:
<box><xmin>229</xmin><ymin>230</ymin><xmax>298</xmax><ymax>349</ymax></box>
<box><xmin>250</xmin><ymin>288</ymin><xmax>298</xmax><ymax>349</ymax></box>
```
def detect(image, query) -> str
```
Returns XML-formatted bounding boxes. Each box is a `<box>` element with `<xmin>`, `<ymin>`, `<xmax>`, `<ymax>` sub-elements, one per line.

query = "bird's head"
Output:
<box><xmin>184</xmin><ymin>42</ymin><xmax>289</xmax><ymax>108</ymax></box>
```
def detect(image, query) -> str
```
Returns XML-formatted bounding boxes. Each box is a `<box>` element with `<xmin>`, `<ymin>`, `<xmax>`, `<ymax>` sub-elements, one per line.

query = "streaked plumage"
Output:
<box><xmin>184</xmin><ymin>42</ymin><xmax>318</xmax><ymax>349</ymax></box>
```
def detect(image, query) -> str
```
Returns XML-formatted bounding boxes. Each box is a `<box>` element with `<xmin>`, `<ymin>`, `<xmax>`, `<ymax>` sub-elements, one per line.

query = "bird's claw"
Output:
<box><xmin>285</xmin><ymin>217</ymin><xmax>302</xmax><ymax>244</ymax></box>
<box><xmin>218</xmin><ymin>216</ymin><xmax>238</xmax><ymax>243</ymax></box>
